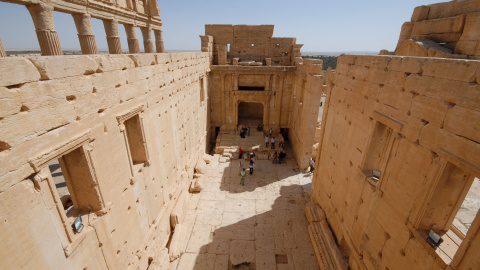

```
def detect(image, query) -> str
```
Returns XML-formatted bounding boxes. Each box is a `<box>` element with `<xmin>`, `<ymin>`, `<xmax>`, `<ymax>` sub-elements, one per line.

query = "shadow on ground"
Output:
<box><xmin>173</xmin><ymin>142</ymin><xmax>319</xmax><ymax>270</ymax></box>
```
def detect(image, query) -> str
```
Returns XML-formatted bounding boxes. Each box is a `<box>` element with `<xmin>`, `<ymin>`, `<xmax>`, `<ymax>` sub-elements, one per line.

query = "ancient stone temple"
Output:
<box><xmin>0</xmin><ymin>0</ymin><xmax>479</xmax><ymax>269</ymax></box>
<box><xmin>203</xmin><ymin>24</ymin><xmax>323</xmax><ymax>169</ymax></box>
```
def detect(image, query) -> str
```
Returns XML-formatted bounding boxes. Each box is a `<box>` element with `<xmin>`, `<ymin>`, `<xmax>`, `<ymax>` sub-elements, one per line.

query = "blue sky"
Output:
<box><xmin>0</xmin><ymin>0</ymin><xmax>441</xmax><ymax>52</ymax></box>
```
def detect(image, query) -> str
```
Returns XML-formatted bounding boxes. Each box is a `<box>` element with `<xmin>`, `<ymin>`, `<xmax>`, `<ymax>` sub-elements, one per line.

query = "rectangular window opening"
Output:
<box><xmin>362</xmin><ymin>122</ymin><xmax>393</xmax><ymax>183</ymax></box>
<box><xmin>238</xmin><ymin>86</ymin><xmax>265</xmax><ymax>91</ymax></box>
<box><xmin>417</xmin><ymin>162</ymin><xmax>479</xmax><ymax>264</ymax></box>
<box><xmin>124</xmin><ymin>114</ymin><xmax>148</xmax><ymax>165</ymax></box>
<box><xmin>227</xmin><ymin>43</ymin><xmax>230</xmax><ymax>52</ymax></box>
<box><xmin>200</xmin><ymin>77</ymin><xmax>205</xmax><ymax>102</ymax></box>
<box><xmin>47</xmin><ymin>146</ymin><xmax>103</xmax><ymax>228</ymax></box>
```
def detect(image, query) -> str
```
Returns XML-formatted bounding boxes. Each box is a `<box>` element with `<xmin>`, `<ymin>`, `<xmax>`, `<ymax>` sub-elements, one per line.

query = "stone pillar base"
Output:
<box><xmin>36</xmin><ymin>30</ymin><xmax>62</xmax><ymax>56</ymax></box>
<box><xmin>79</xmin><ymin>34</ymin><xmax>98</xmax><ymax>55</ymax></box>
<box><xmin>128</xmin><ymin>39</ymin><xmax>140</xmax><ymax>54</ymax></box>
<box><xmin>107</xmin><ymin>36</ymin><xmax>122</xmax><ymax>54</ymax></box>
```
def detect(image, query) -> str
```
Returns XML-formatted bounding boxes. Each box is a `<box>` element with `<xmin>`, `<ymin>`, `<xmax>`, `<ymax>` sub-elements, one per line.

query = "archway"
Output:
<box><xmin>237</xmin><ymin>102</ymin><xmax>264</xmax><ymax>127</ymax></box>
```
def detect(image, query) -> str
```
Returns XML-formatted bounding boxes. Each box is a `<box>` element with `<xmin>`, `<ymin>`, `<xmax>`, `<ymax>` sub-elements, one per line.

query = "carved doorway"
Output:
<box><xmin>237</xmin><ymin>102</ymin><xmax>264</xmax><ymax>128</ymax></box>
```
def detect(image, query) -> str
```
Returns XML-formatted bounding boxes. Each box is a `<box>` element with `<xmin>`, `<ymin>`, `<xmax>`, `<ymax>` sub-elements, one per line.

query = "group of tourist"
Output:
<box><xmin>272</xmin><ymin>150</ymin><xmax>287</xmax><ymax>164</ymax></box>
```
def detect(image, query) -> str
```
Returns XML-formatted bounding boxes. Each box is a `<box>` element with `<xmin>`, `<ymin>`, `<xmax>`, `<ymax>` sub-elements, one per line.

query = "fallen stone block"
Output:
<box><xmin>203</xmin><ymin>153</ymin><xmax>213</xmax><ymax>164</ymax></box>
<box><xmin>195</xmin><ymin>157</ymin><xmax>207</xmax><ymax>174</ymax></box>
<box><xmin>305</xmin><ymin>201</ymin><xmax>327</xmax><ymax>224</ymax></box>
<box><xmin>168</xmin><ymin>224</ymin><xmax>186</xmax><ymax>262</ymax></box>
<box><xmin>170</xmin><ymin>191</ymin><xmax>189</xmax><ymax>229</ymax></box>
<box><xmin>189</xmin><ymin>177</ymin><xmax>204</xmax><ymax>193</ymax></box>
<box><xmin>308</xmin><ymin>222</ymin><xmax>347</xmax><ymax>270</ymax></box>
<box><xmin>149</xmin><ymin>248</ymin><xmax>170</xmax><ymax>270</ymax></box>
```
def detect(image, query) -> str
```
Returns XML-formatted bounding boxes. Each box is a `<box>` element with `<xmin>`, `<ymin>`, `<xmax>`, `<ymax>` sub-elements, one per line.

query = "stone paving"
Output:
<box><xmin>171</xmin><ymin>144</ymin><xmax>319</xmax><ymax>270</ymax></box>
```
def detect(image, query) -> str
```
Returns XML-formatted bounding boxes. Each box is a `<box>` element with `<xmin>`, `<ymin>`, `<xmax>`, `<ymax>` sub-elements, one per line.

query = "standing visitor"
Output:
<box><xmin>265</xmin><ymin>135</ymin><xmax>269</xmax><ymax>147</ymax></box>
<box><xmin>271</xmin><ymin>137</ymin><xmax>276</xmax><ymax>149</ymax></box>
<box><xmin>273</xmin><ymin>151</ymin><xmax>278</xmax><ymax>164</ymax></box>
<box><xmin>240</xmin><ymin>168</ymin><xmax>246</xmax><ymax>186</ymax></box>
<box><xmin>239</xmin><ymin>147</ymin><xmax>243</xmax><ymax>159</ymax></box>
<box><xmin>247</xmin><ymin>126</ymin><xmax>251</xmax><ymax>136</ymax></box>
<box><xmin>310</xmin><ymin>158</ymin><xmax>315</xmax><ymax>173</ymax></box>
<box><xmin>249</xmin><ymin>160</ymin><xmax>255</xmax><ymax>174</ymax></box>
<box><xmin>279</xmin><ymin>150</ymin><xmax>285</xmax><ymax>164</ymax></box>
<box><xmin>269</xmin><ymin>128</ymin><xmax>273</xmax><ymax>137</ymax></box>
<box><xmin>238</xmin><ymin>161</ymin><xmax>243</xmax><ymax>175</ymax></box>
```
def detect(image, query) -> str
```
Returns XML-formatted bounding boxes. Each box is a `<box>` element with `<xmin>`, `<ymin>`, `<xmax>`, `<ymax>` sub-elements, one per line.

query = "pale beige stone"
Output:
<box><xmin>0</xmin><ymin>58</ymin><xmax>41</xmax><ymax>87</ymax></box>
<box><xmin>27</xmin><ymin>55</ymin><xmax>98</xmax><ymax>80</ymax></box>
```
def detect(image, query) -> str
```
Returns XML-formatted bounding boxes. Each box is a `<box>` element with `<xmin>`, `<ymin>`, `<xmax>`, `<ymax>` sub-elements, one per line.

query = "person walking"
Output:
<box><xmin>279</xmin><ymin>150</ymin><xmax>285</xmax><ymax>164</ymax></box>
<box><xmin>247</xmin><ymin>126</ymin><xmax>251</xmax><ymax>136</ymax></box>
<box><xmin>273</xmin><ymin>151</ymin><xmax>278</xmax><ymax>164</ymax></box>
<box><xmin>271</xmin><ymin>137</ymin><xmax>276</xmax><ymax>149</ymax></box>
<box><xmin>310</xmin><ymin>158</ymin><xmax>315</xmax><ymax>173</ymax></box>
<box><xmin>269</xmin><ymin>128</ymin><xmax>273</xmax><ymax>137</ymax></box>
<box><xmin>265</xmin><ymin>135</ymin><xmax>269</xmax><ymax>148</ymax></box>
<box><xmin>240</xmin><ymin>168</ymin><xmax>246</xmax><ymax>186</ymax></box>
<box><xmin>249</xmin><ymin>160</ymin><xmax>255</xmax><ymax>174</ymax></box>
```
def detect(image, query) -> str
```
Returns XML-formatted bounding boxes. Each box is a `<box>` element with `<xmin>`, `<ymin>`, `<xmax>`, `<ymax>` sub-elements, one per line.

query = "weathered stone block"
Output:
<box><xmin>443</xmin><ymin>105</ymin><xmax>480</xmax><ymax>144</ymax></box>
<box><xmin>93</xmin><ymin>55</ymin><xmax>136</xmax><ymax>72</ymax></box>
<box><xmin>422</xmin><ymin>58</ymin><xmax>477</xmax><ymax>82</ymax></box>
<box><xmin>412</xmin><ymin>15</ymin><xmax>465</xmax><ymax>36</ymax></box>
<box><xmin>0</xmin><ymin>58</ymin><xmax>41</xmax><ymax>87</ymax></box>
<box><xmin>0</xmin><ymin>87</ymin><xmax>21</xmax><ymax>118</ymax></box>
<box><xmin>409</xmin><ymin>95</ymin><xmax>448</xmax><ymax>127</ymax></box>
<box><xmin>129</xmin><ymin>54</ymin><xmax>157</xmax><ymax>67</ymax></box>
<box><xmin>411</xmin><ymin>6</ymin><xmax>430</xmax><ymax>22</ymax></box>
<box><xmin>27</xmin><ymin>55</ymin><xmax>98</xmax><ymax>80</ymax></box>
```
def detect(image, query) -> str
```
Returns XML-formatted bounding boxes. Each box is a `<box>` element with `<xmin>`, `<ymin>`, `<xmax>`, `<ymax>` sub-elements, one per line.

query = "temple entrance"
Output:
<box><xmin>238</xmin><ymin>102</ymin><xmax>264</xmax><ymax>128</ymax></box>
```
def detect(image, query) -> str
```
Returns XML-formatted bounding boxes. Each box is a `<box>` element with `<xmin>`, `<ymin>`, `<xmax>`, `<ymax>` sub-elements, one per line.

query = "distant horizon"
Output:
<box><xmin>0</xmin><ymin>0</ymin><xmax>441</xmax><ymax>53</ymax></box>
<box><xmin>4</xmin><ymin>48</ymin><xmax>379</xmax><ymax>55</ymax></box>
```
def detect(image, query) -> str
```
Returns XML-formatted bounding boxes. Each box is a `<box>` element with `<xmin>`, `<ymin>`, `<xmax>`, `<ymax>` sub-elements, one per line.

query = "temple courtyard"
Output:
<box><xmin>171</xmin><ymin>142</ymin><xmax>319</xmax><ymax>269</ymax></box>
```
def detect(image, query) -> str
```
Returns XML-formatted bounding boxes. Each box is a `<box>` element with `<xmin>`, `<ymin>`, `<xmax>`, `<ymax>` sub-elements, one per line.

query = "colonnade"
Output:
<box><xmin>1</xmin><ymin>1</ymin><xmax>165</xmax><ymax>57</ymax></box>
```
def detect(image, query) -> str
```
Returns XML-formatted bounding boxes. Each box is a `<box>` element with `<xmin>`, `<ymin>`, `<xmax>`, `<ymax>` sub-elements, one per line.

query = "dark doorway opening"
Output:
<box><xmin>238</xmin><ymin>102</ymin><xmax>263</xmax><ymax>128</ymax></box>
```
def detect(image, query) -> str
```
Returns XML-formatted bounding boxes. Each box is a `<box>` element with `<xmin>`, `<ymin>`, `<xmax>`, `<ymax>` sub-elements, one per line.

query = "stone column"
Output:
<box><xmin>0</xmin><ymin>38</ymin><xmax>6</xmax><ymax>57</ymax></box>
<box><xmin>27</xmin><ymin>3</ymin><xmax>62</xmax><ymax>56</ymax></box>
<box><xmin>140</xmin><ymin>27</ymin><xmax>154</xmax><ymax>53</ymax></box>
<box><xmin>124</xmin><ymin>24</ymin><xmax>140</xmax><ymax>54</ymax></box>
<box><xmin>154</xmin><ymin>29</ymin><xmax>165</xmax><ymax>53</ymax></box>
<box><xmin>72</xmin><ymin>13</ymin><xmax>98</xmax><ymax>55</ymax></box>
<box><xmin>103</xmin><ymin>19</ymin><xmax>122</xmax><ymax>54</ymax></box>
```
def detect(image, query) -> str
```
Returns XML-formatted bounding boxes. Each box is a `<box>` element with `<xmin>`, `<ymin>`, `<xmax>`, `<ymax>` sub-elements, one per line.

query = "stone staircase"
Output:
<box><xmin>214</xmin><ymin>128</ymin><xmax>284</xmax><ymax>161</ymax></box>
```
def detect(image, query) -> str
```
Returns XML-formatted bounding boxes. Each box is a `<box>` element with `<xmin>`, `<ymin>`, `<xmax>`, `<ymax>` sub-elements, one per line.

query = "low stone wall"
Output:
<box><xmin>0</xmin><ymin>52</ymin><xmax>211</xmax><ymax>269</ymax></box>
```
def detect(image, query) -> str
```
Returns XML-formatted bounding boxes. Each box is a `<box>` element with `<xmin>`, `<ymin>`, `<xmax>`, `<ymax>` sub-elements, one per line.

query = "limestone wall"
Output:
<box><xmin>209</xmin><ymin>66</ymin><xmax>296</xmax><ymax>131</ymax></box>
<box><xmin>395</xmin><ymin>0</ymin><xmax>480</xmax><ymax>58</ymax></box>
<box><xmin>0</xmin><ymin>52</ymin><xmax>210</xmax><ymax>269</ymax></box>
<box><xmin>312</xmin><ymin>54</ymin><xmax>480</xmax><ymax>270</ymax></box>
<box><xmin>288</xmin><ymin>59</ymin><xmax>324</xmax><ymax>169</ymax></box>
<box><xmin>205</xmin><ymin>25</ymin><xmax>301</xmax><ymax>66</ymax></box>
